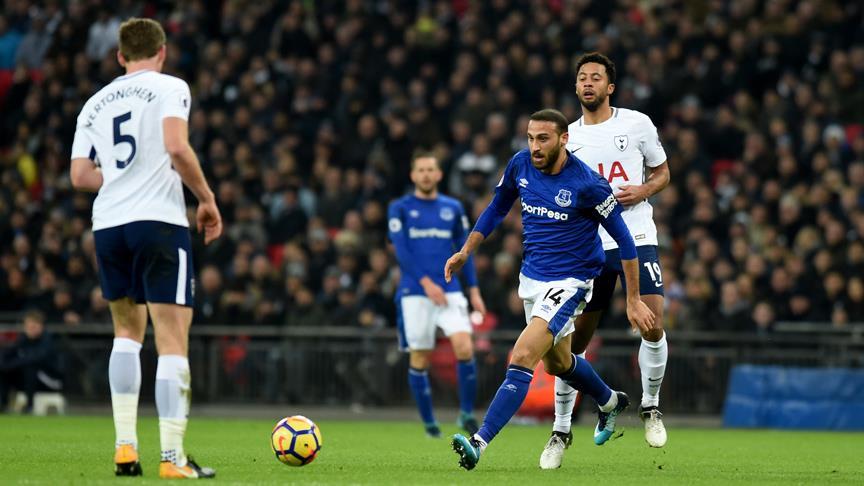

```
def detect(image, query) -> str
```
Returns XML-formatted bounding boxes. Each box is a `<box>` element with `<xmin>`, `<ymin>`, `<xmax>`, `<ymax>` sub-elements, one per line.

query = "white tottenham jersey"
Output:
<box><xmin>567</xmin><ymin>107</ymin><xmax>667</xmax><ymax>250</ymax></box>
<box><xmin>71</xmin><ymin>70</ymin><xmax>191</xmax><ymax>231</ymax></box>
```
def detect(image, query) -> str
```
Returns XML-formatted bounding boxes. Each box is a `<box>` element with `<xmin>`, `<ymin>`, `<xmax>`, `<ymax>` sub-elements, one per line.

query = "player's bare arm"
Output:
<box><xmin>163</xmin><ymin>116</ymin><xmax>223</xmax><ymax>244</ymax></box>
<box><xmin>70</xmin><ymin>158</ymin><xmax>103</xmax><ymax>192</ymax></box>
<box><xmin>419</xmin><ymin>276</ymin><xmax>447</xmax><ymax>306</ymax></box>
<box><xmin>615</xmin><ymin>162</ymin><xmax>670</xmax><ymax>206</ymax></box>
<box><xmin>620</xmin><ymin>257</ymin><xmax>655</xmax><ymax>332</ymax></box>
<box><xmin>468</xmin><ymin>286</ymin><xmax>487</xmax><ymax>316</ymax></box>
<box><xmin>444</xmin><ymin>231</ymin><xmax>485</xmax><ymax>283</ymax></box>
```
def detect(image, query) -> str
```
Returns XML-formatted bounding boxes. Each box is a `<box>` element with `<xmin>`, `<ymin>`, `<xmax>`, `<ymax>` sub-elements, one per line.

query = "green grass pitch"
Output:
<box><xmin>1</xmin><ymin>415</ymin><xmax>863</xmax><ymax>484</ymax></box>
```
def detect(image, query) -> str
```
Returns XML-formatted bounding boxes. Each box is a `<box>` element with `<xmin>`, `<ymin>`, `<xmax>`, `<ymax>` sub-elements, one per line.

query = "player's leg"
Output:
<box><xmin>94</xmin><ymin>225</ymin><xmax>146</xmax><ymax>476</ymax></box>
<box><xmin>634</xmin><ymin>246</ymin><xmax>668</xmax><ymax>447</ymax></box>
<box><xmin>133</xmin><ymin>221</ymin><xmax>213</xmax><ymax>479</ymax></box>
<box><xmin>109</xmin><ymin>298</ymin><xmax>147</xmax><ymax>476</ymax></box>
<box><xmin>545</xmin><ymin>330</ymin><xmax>628</xmax><ymax>447</ymax></box>
<box><xmin>452</xmin><ymin>315</ymin><xmax>555</xmax><ymax>470</ymax></box>
<box><xmin>440</xmin><ymin>292</ymin><xmax>478</xmax><ymax>434</ymax></box>
<box><xmin>408</xmin><ymin>349</ymin><xmax>439</xmax><ymax>437</ymax></box>
<box><xmin>453</xmin><ymin>275</ymin><xmax>591</xmax><ymax>470</ymax></box>
<box><xmin>399</xmin><ymin>295</ymin><xmax>441</xmax><ymax>437</ymax></box>
<box><xmin>540</xmin><ymin>269</ymin><xmax>616</xmax><ymax>468</ymax></box>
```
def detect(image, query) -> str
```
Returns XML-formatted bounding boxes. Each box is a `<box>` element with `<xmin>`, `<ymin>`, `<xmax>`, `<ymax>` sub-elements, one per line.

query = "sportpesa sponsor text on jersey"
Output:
<box><xmin>567</xmin><ymin>107</ymin><xmax>667</xmax><ymax>250</ymax></box>
<box><xmin>71</xmin><ymin>70</ymin><xmax>192</xmax><ymax>231</ymax></box>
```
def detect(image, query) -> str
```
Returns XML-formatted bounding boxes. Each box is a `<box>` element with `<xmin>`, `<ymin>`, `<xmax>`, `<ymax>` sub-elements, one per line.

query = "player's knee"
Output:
<box><xmin>450</xmin><ymin>336</ymin><xmax>473</xmax><ymax>360</ymax></box>
<box><xmin>510</xmin><ymin>347</ymin><xmax>540</xmax><ymax>368</ymax></box>
<box><xmin>544</xmin><ymin>357</ymin><xmax>569</xmax><ymax>375</ymax></box>
<box><xmin>409</xmin><ymin>351</ymin><xmax>430</xmax><ymax>369</ymax></box>
<box><xmin>642</xmin><ymin>327</ymin><xmax>665</xmax><ymax>342</ymax></box>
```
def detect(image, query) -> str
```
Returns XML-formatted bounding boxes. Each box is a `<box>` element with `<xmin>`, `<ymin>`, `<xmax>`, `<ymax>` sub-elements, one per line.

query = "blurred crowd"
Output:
<box><xmin>0</xmin><ymin>0</ymin><xmax>863</xmax><ymax>335</ymax></box>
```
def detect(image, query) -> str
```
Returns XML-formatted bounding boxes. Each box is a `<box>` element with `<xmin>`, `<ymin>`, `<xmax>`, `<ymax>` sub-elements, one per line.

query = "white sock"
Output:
<box><xmin>109</xmin><ymin>338</ymin><xmax>142</xmax><ymax>449</ymax></box>
<box><xmin>598</xmin><ymin>388</ymin><xmax>619</xmax><ymax>413</ymax></box>
<box><xmin>156</xmin><ymin>355</ymin><xmax>191</xmax><ymax>466</ymax></box>
<box><xmin>639</xmin><ymin>332</ymin><xmax>668</xmax><ymax>408</ymax></box>
<box><xmin>472</xmin><ymin>433</ymin><xmax>488</xmax><ymax>453</ymax></box>
<box><xmin>552</xmin><ymin>350</ymin><xmax>585</xmax><ymax>433</ymax></box>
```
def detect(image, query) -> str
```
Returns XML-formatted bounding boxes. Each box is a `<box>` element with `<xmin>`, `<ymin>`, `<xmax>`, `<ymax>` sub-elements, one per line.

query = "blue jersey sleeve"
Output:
<box><xmin>387</xmin><ymin>201</ymin><xmax>427</xmax><ymax>282</ymax></box>
<box><xmin>453</xmin><ymin>202</ymin><xmax>478</xmax><ymax>287</ymax></box>
<box><xmin>581</xmin><ymin>175</ymin><xmax>637</xmax><ymax>260</ymax></box>
<box><xmin>473</xmin><ymin>157</ymin><xmax>519</xmax><ymax>237</ymax></box>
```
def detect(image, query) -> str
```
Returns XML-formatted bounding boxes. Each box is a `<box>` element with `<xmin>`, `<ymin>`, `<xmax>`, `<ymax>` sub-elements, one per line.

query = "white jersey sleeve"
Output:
<box><xmin>638</xmin><ymin>115</ymin><xmax>667</xmax><ymax>168</ymax></box>
<box><xmin>72</xmin><ymin>70</ymin><xmax>191</xmax><ymax>231</ymax></box>
<box><xmin>160</xmin><ymin>79</ymin><xmax>191</xmax><ymax>121</ymax></box>
<box><xmin>71</xmin><ymin>124</ymin><xmax>96</xmax><ymax>161</ymax></box>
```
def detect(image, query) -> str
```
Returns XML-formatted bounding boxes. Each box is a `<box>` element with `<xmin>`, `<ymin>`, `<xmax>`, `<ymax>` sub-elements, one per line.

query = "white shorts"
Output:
<box><xmin>518</xmin><ymin>273</ymin><xmax>594</xmax><ymax>345</ymax></box>
<box><xmin>397</xmin><ymin>292</ymin><xmax>471</xmax><ymax>351</ymax></box>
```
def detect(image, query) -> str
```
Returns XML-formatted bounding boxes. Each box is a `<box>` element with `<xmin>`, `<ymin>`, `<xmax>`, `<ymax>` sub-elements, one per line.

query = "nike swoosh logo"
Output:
<box><xmin>648</xmin><ymin>377</ymin><xmax>663</xmax><ymax>382</ymax></box>
<box><xmin>571</xmin><ymin>146</ymin><xmax>583</xmax><ymax>152</ymax></box>
<box><xmin>555</xmin><ymin>392</ymin><xmax>573</xmax><ymax>396</ymax></box>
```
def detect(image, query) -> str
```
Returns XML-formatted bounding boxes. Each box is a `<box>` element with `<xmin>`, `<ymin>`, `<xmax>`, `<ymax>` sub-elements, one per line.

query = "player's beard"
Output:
<box><xmin>416</xmin><ymin>179</ymin><xmax>436</xmax><ymax>196</ymax></box>
<box><xmin>580</xmin><ymin>90</ymin><xmax>607</xmax><ymax>112</ymax></box>
<box><xmin>532</xmin><ymin>144</ymin><xmax>561</xmax><ymax>173</ymax></box>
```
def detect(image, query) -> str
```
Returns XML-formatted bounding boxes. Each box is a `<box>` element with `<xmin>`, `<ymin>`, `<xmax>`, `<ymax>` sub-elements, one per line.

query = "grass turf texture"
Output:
<box><xmin>1</xmin><ymin>415</ymin><xmax>863</xmax><ymax>484</ymax></box>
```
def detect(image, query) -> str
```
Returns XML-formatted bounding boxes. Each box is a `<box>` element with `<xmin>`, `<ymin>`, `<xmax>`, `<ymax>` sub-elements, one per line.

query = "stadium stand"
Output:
<box><xmin>0</xmin><ymin>0</ymin><xmax>862</xmax><ymax>338</ymax></box>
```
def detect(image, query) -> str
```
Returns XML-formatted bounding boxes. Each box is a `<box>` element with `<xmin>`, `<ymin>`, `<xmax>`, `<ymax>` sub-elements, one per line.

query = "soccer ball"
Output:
<box><xmin>271</xmin><ymin>415</ymin><xmax>323</xmax><ymax>466</ymax></box>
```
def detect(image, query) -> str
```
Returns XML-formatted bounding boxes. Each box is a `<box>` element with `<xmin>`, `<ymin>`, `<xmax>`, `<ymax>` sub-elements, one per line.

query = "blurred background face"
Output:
<box><xmin>410</xmin><ymin>157</ymin><xmax>442</xmax><ymax>195</ymax></box>
<box><xmin>24</xmin><ymin>316</ymin><xmax>44</xmax><ymax>339</ymax></box>
<box><xmin>576</xmin><ymin>62</ymin><xmax>614</xmax><ymax>111</ymax></box>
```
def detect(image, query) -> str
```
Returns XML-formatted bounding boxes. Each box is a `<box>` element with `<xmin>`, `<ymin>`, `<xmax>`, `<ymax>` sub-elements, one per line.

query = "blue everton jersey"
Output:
<box><xmin>478</xmin><ymin>149</ymin><xmax>621</xmax><ymax>282</ymax></box>
<box><xmin>388</xmin><ymin>194</ymin><xmax>478</xmax><ymax>296</ymax></box>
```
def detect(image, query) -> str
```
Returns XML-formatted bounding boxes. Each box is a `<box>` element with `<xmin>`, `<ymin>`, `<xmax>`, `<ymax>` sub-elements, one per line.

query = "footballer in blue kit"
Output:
<box><xmin>388</xmin><ymin>154</ymin><xmax>487</xmax><ymax>438</ymax></box>
<box><xmin>445</xmin><ymin>109</ymin><xmax>657</xmax><ymax>470</ymax></box>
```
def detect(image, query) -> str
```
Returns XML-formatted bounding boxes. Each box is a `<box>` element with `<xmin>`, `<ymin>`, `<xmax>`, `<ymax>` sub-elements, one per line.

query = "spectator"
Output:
<box><xmin>0</xmin><ymin>310</ymin><xmax>63</xmax><ymax>413</ymax></box>
<box><xmin>0</xmin><ymin>0</ymin><xmax>861</xmax><ymax>334</ymax></box>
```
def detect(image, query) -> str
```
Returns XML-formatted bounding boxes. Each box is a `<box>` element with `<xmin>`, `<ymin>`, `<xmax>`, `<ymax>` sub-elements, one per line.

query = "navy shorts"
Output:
<box><xmin>94</xmin><ymin>221</ymin><xmax>194</xmax><ymax>306</ymax></box>
<box><xmin>584</xmin><ymin>245</ymin><xmax>664</xmax><ymax>313</ymax></box>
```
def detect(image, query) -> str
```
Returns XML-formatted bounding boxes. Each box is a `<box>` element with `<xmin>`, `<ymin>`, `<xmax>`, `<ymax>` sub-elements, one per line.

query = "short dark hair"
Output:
<box><xmin>119</xmin><ymin>18</ymin><xmax>166</xmax><ymax>61</ymax></box>
<box><xmin>24</xmin><ymin>309</ymin><xmax>45</xmax><ymax>324</ymax></box>
<box><xmin>410</xmin><ymin>151</ymin><xmax>440</xmax><ymax>170</ymax></box>
<box><xmin>529</xmin><ymin>109</ymin><xmax>569</xmax><ymax>134</ymax></box>
<box><xmin>575</xmin><ymin>52</ymin><xmax>617</xmax><ymax>85</ymax></box>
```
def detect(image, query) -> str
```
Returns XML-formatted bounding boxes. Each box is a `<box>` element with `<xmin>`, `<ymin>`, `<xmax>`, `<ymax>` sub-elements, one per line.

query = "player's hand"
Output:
<box><xmin>421</xmin><ymin>278</ymin><xmax>448</xmax><ymax>306</ymax></box>
<box><xmin>196</xmin><ymin>200</ymin><xmax>223</xmax><ymax>245</ymax></box>
<box><xmin>444</xmin><ymin>251</ymin><xmax>468</xmax><ymax>283</ymax></box>
<box><xmin>615</xmin><ymin>184</ymin><xmax>649</xmax><ymax>206</ymax></box>
<box><xmin>626</xmin><ymin>298</ymin><xmax>656</xmax><ymax>333</ymax></box>
<box><xmin>468</xmin><ymin>287</ymin><xmax>487</xmax><ymax>316</ymax></box>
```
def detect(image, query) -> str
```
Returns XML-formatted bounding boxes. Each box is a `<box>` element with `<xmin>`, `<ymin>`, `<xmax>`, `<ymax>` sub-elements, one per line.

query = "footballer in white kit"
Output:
<box><xmin>70</xmin><ymin>18</ymin><xmax>221</xmax><ymax>479</ymax></box>
<box><xmin>540</xmin><ymin>52</ymin><xmax>671</xmax><ymax>469</ymax></box>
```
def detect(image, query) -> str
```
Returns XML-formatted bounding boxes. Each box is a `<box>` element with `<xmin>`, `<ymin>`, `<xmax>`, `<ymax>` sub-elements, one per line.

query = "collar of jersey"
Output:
<box><xmin>114</xmin><ymin>69</ymin><xmax>153</xmax><ymax>82</ymax></box>
<box><xmin>577</xmin><ymin>106</ymin><xmax>618</xmax><ymax>127</ymax></box>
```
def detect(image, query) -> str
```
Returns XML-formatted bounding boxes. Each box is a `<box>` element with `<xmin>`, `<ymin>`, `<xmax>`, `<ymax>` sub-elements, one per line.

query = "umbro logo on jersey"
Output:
<box><xmin>614</xmin><ymin>135</ymin><xmax>629</xmax><ymax>151</ymax></box>
<box><xmin>519</xmin><ymin>178</ymin><xmax>529</xmax><ymax>188</ymax></box>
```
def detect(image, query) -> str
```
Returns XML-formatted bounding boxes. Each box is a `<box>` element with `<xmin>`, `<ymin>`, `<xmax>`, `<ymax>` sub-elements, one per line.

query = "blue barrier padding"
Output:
<box><xmin>722</xmin><ymin>365</ymin><xmax>864</xmax><ymax>430</ymax></box>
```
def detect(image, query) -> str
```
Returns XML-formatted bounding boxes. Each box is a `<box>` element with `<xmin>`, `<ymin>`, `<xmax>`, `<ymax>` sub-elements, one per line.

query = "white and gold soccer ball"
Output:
<box><xmin>271</xmin><ymin>415</ymin><xmax>323</xmax><ymax>466</ymax></box>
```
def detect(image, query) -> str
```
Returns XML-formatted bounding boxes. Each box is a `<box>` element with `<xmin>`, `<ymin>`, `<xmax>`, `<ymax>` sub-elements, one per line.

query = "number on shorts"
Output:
<box><xmin>543</xmin><ymin>288</ymin><xmax>565</xmax><ymax>306</ymax></box>
<box><xmin>643</xmin><ymin>262</ymin><xmax>663</xmax><ymax>286</ymax></box>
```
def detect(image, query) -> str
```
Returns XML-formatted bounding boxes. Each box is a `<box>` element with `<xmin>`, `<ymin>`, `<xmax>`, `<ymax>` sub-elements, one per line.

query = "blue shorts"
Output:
<box><xmin>584</xmin><ymin>245</ymin><xmax>664</xmax><ymax>313</ymax></box>
<box><xmin>94</xmin><ymin>221</ymin><xmax>194</xmax><ymax>306</ymax></box>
